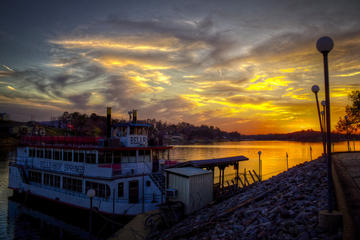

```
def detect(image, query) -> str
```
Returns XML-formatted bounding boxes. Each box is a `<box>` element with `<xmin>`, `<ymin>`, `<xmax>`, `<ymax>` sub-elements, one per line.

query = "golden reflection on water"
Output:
<box><xmin>170</xmin><ymin>140</ymin><xmax>360</xmax><ymax>182</ymax></box>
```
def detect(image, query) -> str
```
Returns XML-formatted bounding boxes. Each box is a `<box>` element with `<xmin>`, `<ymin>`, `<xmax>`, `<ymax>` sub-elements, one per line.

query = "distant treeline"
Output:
<box><xmin>57</xmin><ymin>112</ymin><xmax>242</xmax><ymax>142</ymax></box>
<box><xmin>152</xmin><ymin>121</ymin><xmax>242</xmax><ymax>143</ymax></box>
<box><xmin>242</xmin><ymin>129</ymin><xmax>359</xmax><ymax>142</ymax></box>
<box><xmin>1</xmin><ymin>111</ymin><xmax>357</xmax><ymax>144</ymax></box>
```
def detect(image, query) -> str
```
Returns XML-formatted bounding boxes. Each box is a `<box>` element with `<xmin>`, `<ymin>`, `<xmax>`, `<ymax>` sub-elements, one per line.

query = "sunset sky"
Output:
<box><xmin>1</xmin><ymin>0</ymin><xmax>360</xmax><ymax>134</ymax></box>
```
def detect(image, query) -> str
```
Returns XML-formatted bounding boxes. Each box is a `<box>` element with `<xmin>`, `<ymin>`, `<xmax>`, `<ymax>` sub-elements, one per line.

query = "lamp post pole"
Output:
<box><xmin>258</xmin><ymin>151</ymin><xmax>262</xmax><ymax>181</ymax></box>
<box><xmin>312</xmin><ymin>85</ymin><xmax>325</xmax><ymax>155</ymax></box>
<box><xmin>317</xmin><ymin>36</ymin><xmax>334</xmax><ymax>213</ymax></box>
<box><xmin>321</xmin><ymin>100</ymin><xmax>327</xmax><ymax>152</ymax></box>
<box><xmin>345</xmin><ymin>115</ymin><xmax>350</xmax><ymax>151</ymax></box>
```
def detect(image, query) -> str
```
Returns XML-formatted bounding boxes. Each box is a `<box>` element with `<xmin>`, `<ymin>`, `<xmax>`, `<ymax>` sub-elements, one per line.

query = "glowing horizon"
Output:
<box><xmin>0</xmin><ymin>0</ymin><xmax>360</xmax><ymax>135</ymax></box>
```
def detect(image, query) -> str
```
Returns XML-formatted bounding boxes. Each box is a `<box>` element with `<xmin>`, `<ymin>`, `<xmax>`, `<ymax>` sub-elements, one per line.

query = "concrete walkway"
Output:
<box><xmin>108</xmin><ymin>210</ymin><xmax>159</xmax><ymax>240</ymax></box>
<box><xmin>332</xmin><ymin>152</ymin><xmax>360</xmax><ymax>240</ymax></box>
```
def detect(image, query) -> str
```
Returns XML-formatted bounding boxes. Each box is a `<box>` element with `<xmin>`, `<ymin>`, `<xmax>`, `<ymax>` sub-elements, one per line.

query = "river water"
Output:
<box><xmin>0</xmin><ymin>140</ymin><xmax>358</xmax><ymax>239</ymax></box>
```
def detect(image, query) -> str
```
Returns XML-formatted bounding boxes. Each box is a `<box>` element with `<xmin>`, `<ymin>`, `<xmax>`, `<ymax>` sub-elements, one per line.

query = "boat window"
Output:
<box><xmin>139</xmin><ymin>127</ymin><xmax>147</xmax><ymax>135</ymax></box>
<box><xmin>73</xmin><ymin>151</ymin><xmax>78</xmax><ymax>162</ymax></box>
<box><xmin>128</xmin><ymin>150</ymin><xmax>136</xmax><ymax>163</ymax></box>
<box><xmin>29</xmin><ymin>148</ymin><xmax>35</xmax><ymax>157</ymax></box>
<box><xmin>54</xmin><ymin>175</ymin><xmax>60</xmax><ymax>187</ymax></box>
<box><xmin>45</xmin><ymin>149</ymin><xmax>52</xmax><ymax>159</ymax></box>
<box><xmin>121</xmin><ymin>151</ymin><xmax>128</xmax><ymax>163</ymax></box>
<box><xmin>98</xmin><ymin>151</ymin><xmax>113</xmax><ymax>164</ymax></box>
<box><xmin>36</xmin><ymin>149</ymin><xmax>44</xmax><ymax>158</ymax></box>
<box><xmin>63</xmin><ymin>177</ymin><xmax>82</xmax><ymax>193</ymax></box>
<box><xmin>85</xmin><ymin>152</ymin><xmax>96</xmax><ymax>164</ymax></box>
<box><xmin>105</xmin><ymin>151</ymin><xmax>112</xmax><ymax>163</ymax></box>
<box><xmin>114</xmin><ymin>151</ymin><xmax>121</xmax><ymax>163</ymax></box>
<box><xmin>63</xmin><ymin>150</ymin><xmax>68</xmax><ymax>161</ymax></box>
<box><xmin>28</xmin><ymin>171</ymin><xmax>42</xmax><ymax>184</ymax></box>
<box><xmin>118</xmin><ymin>127</ymin><xmax>127</xmax><ymax>137</ymax></box>
<box><xmin>130</xmin><ymin>127</ymin><xmax>135</xmax><ymax>135</ymax></box>
<box><xmin>118</xmin><ymin>182</ymin><xmax>124</xmax><ymax>198</ymax></box>
<box><xmin>146</xmin><ymin>180</ymin><xmax>151</xmax><ymax>187</ymax></box>
<box><xmin>98</xmin><ymin>151</ymin><xmax>105</xmax><ymax>164</ymax></box>
<box><xmin>79</xmin><ymin>152</ymin><xmax>84</xmax><ymax>163</ymax></box>
<box><xmin>86</xmin><ymin>181</ymin><xmax>110</xmax><ymax>198</ymax></box>
<box><xmin>44</xmin><ymin>173</ymin><xmax>60</xmax><ymax>188</ymax></box>
<box><xmin>138</xmin><ymin>150</ymin><xmax>144</xmax><ymax>162</ymax></box>
<box><xmin>54</xmin><ymin>150</ymin><xmax>61</xmax><ymax>160</ymax></box>
<box><xmin>145</xmin><ymin>150</ymin><xmax>151</xmax><ymax>162</ymax></box>
<box><xmin>63</xmin><ymin>151</ymin><xmax>72</xmax><ymax>161</ymax></box>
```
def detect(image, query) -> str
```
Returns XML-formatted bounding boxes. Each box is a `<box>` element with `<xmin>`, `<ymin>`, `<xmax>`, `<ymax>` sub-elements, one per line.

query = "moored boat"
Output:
<box><xmin>8</xmin><ymin>109</ymin><xmax>172</xmax><ymax>216</ymax></box>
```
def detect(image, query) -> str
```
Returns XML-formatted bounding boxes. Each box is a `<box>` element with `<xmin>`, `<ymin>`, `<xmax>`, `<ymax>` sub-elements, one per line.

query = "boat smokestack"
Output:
<box><xmin>106</xmin><ymin>107</ymin><xmax>111</xmax><ymax>139</ymax></box>
<box><xmin>133</xmin><ymin>109</ymin><xmax>137</xmax><ymax>123</ymax></box>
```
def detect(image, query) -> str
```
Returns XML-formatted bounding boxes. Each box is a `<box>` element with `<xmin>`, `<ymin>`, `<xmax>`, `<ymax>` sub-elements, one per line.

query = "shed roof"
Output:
<box><xmin>171</xmin><ymin>155</ymin><xmax>248</xmax><ymax>169</ymax></box>
<box><xmin>165</xmin><ymin>167</ymin><xmax>212</xmax><ymax>177</ymax></box>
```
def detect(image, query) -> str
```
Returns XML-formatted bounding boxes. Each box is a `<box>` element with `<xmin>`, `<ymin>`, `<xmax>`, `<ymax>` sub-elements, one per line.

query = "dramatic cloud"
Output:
<box><xmin>1</xmin><ymin>0</ymin><xmax>360</xmax><ymax>133</ymax></box>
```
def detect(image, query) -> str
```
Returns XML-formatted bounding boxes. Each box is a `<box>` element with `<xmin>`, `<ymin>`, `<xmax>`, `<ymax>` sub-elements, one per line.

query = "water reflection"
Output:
<box><xmin>170</xmin><ymin>141</ymin><xmax>360</xmax><ymax>181</ymax></box>
<box><xmin>8</xmin><ymin>199</ymin><xmax>89</xmax><ymax>240</ymax></box>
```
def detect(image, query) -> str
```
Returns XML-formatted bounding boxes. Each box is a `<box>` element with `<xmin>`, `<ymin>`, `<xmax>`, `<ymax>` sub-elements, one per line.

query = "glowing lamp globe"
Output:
<box><xmin>321</xmin><ymin>100</ymin><xmax>326</xmax><ymax>106</ymax></box>
<box><xmin>87</xmin><ymin>189</ymin><xmax>96</xmax><ymax>198</ymax></box>
<box><xmin>316</xmin><ymin>36</ymin><xmax>334</xmax><ymax>53</ymax></box>
<box><xmin>311</xmin><ymin>85</ymin><xmax>320</xmax><ymax>93</ymax></box>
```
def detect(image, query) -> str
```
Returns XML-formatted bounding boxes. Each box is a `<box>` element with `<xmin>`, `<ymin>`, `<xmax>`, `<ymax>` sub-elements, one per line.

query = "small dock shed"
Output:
<box><xmin>165</xmin><ymin>167</ymin><xmax>213</xmax><ymax>214</ymax></box>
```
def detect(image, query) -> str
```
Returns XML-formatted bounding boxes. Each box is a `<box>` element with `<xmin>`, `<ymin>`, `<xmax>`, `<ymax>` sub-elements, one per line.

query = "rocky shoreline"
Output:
<box><xmin>151</xmin><ymin>157</ymin><xmax>342</xmax><ymax>240</ymax></box>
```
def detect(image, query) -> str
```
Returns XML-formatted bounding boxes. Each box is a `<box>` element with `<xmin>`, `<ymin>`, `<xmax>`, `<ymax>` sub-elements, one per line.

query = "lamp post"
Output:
<box><xmin>321</xmin><ymin>100</ymin><xmax>327</xmax><ymax>152</ymax></box>
<box><xmin>321</xmin><ymin>100</ymin><xmax>326</xmax><ymax>130</ymax></box>
<box><xmin>311</xmin><ymin>85</ymin><xmax>326</xmax><ymax>155</ymax></box>
<box><xmin>87</xmin><ymin>189</ymin><xmax>96</xmax><ymax>239</ymax></box>
<box><xmin>258</xmin><ymin>151</ymin><xmax>262</xmax><ymax>181</ymax></box>
<box><xmin>345</xmin><ymin>115</ymin><xmax>350</xmax><ymax>151</ymax></box>
<box><xmin>317</xmin><ymin>36</ymin><xmax>334</xmax><ymax>213</ymax></box>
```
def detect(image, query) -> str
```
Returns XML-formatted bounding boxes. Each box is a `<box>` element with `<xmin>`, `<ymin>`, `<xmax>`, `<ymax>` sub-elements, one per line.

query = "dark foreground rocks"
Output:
<box><xmin>150</xmin><ymin>157</ymin><xmax>342</xmax><ymax>240</ymax></box>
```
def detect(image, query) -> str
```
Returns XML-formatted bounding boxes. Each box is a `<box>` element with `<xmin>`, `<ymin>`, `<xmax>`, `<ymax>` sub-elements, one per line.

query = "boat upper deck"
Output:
<box><xmin>20</xmin><ymin>136</ymin><xmax>172</xmax><ymax>151</ymax></box>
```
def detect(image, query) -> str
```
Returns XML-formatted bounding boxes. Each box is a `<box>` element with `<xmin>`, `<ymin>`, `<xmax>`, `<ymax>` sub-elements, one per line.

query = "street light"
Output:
<box><xmin>316</xmin><ymin>36</ymin><xmax>334</xmax><ymax>213</ymax></box>
<box><xmin>321</xmin><ymin>100</ymin><xmax>326</xmax><ymax>134</ymax></box>
<box><xmin>311</xmin><ymin>85</ymin><xmax>325</xmax><ymax>155</ymax></box>
<box><xmin>87</xmin><ymin>189</ymin><xmax>96</xmax><ymax>238</ymax></box>
<box><xmin>258</xmin><ymin>151</ymin><xmax>262</xmax><ymax>181</ymax></box>
<box><xmin>345</xmin><ymin>115</ymin><xmax>350</xmax><ymax>151</ymax></box>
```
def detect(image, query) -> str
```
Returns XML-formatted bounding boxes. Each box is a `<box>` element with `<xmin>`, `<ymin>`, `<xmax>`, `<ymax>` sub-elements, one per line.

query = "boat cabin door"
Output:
<box><xmin>152</xmin><ymin>152</ymin><xmax>159</xmax><ymax>172</ymax></box>
<box><xmin>128</xmin><ymin>180</ymin><xmax>139</xmax><ymax>203</ymax></box>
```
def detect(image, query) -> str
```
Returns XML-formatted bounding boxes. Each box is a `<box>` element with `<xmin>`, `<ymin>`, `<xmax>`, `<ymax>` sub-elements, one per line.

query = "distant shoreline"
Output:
<box><xmin>170</xmin><ymin>138</ymin><xmax>356</xmax><ymax>146</ymax></box>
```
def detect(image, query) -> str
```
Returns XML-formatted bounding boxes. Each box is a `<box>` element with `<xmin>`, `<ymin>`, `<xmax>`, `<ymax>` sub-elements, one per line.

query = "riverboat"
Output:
<box><xmin>8</xmin><ymin>109</ymin><xmax>173</xmax><ymax>216</ymax></box>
